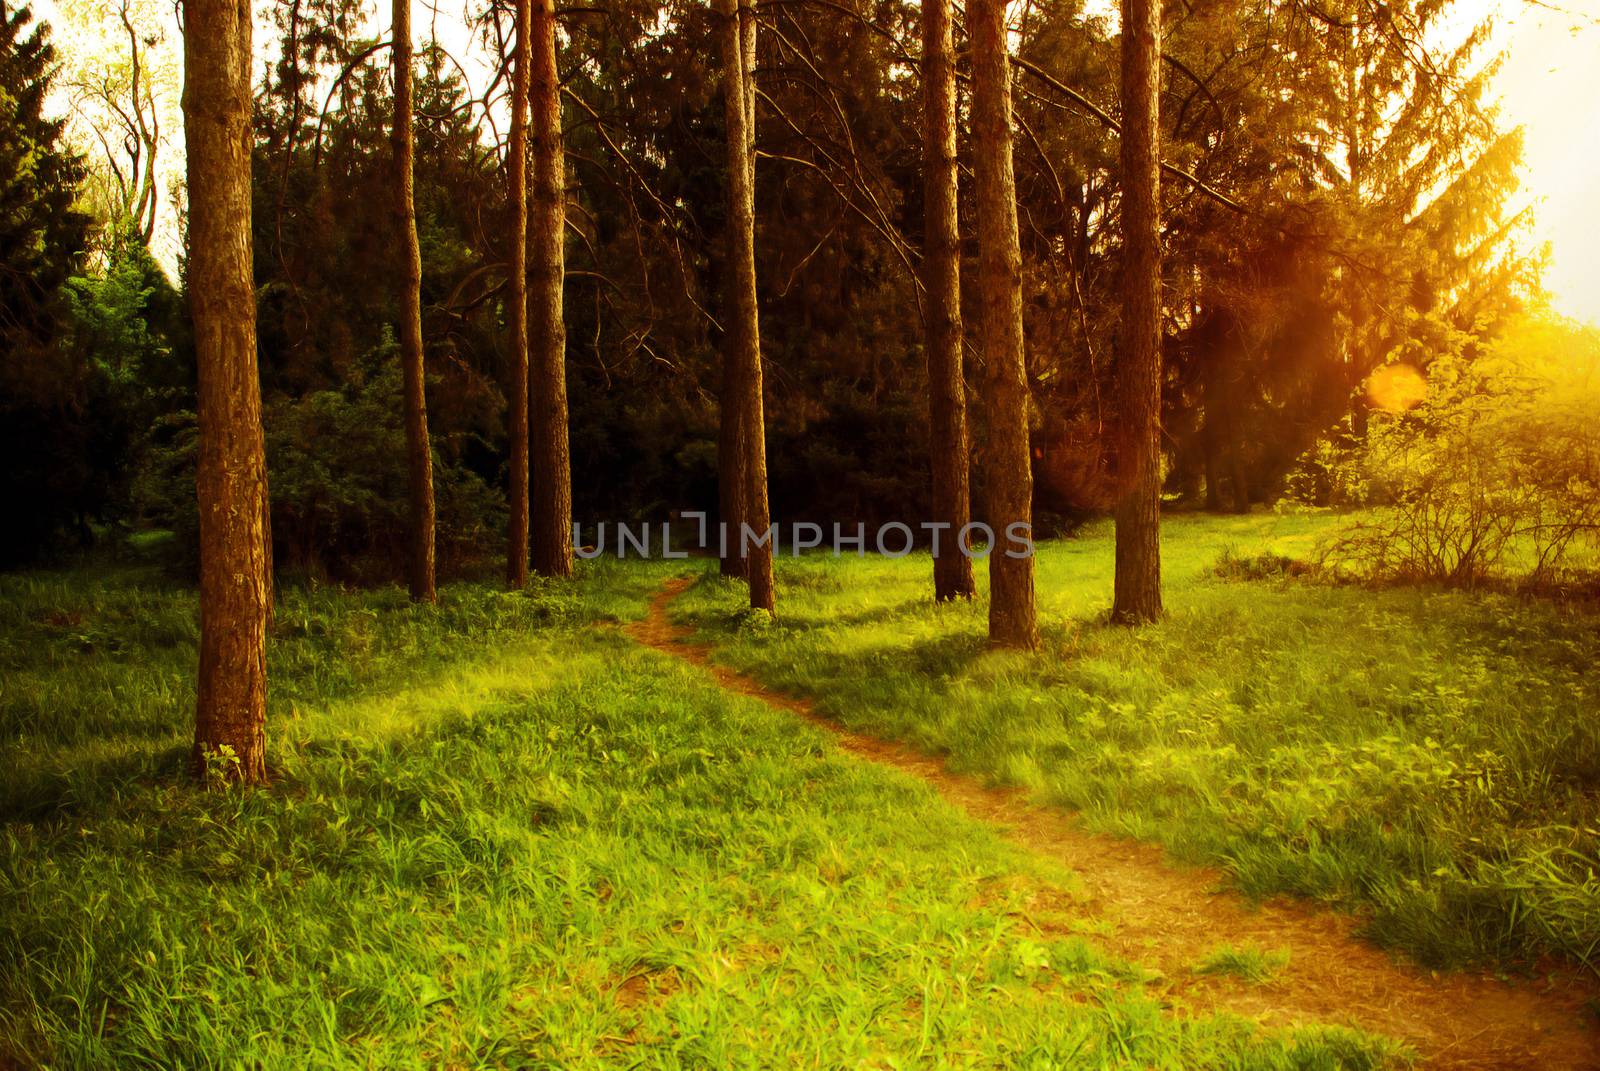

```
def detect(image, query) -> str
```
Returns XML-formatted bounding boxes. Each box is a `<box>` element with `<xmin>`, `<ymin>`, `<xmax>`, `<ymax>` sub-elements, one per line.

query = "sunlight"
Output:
<box><xmin>1473</xmin><ymin>0</ymin><xmax>1600</xmax><ymax>324</ymax></box>
<box><xmin>1366</xmin><ymin>363</ymin><xmax>1428</xmax><ymax>413</ymax></box>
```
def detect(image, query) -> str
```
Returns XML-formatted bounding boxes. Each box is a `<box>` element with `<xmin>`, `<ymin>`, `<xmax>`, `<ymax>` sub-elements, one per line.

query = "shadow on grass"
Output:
<box><xmin>0</xmin><ymin>743</ymin><xmax>189</xmax><ymax>825</ymax></box>
<box><xmin>773</xmin><ymin>596</ymin><xmax>937</xmax><ymax>632</ymax></box>
<box><xmin>901</xmin><ymin>630</ymin><xmax>989</xmax><ymax>677</ymax></box>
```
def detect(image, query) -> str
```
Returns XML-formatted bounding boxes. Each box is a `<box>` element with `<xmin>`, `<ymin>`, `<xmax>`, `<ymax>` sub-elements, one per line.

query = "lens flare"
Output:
<box><xmin>1366</xmin><ymin>364</ymin><xmax>1428</xmax><ymax>413</ymax></box>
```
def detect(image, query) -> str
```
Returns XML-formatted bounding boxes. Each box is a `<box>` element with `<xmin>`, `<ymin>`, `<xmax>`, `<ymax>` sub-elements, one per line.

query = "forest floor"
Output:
<box><xmin>3</xmin><ymin>513</ymin><xmax>1599</xmax><ymax>1067</ymax></box>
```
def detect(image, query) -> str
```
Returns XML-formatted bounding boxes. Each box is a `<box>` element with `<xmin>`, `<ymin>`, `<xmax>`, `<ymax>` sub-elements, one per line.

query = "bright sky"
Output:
<box><xmin>1474</xmin><ymin>0</ymin><xmax>1600</xmax><ymax>324</ymax></box>
<box><xmin>33</xmin><ymin>0</ymin><xmax>1600</xmax><ymax>324</ymax></box>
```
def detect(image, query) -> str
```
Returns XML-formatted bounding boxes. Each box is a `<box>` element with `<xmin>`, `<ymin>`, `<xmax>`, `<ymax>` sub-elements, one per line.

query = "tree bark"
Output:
<box><xmin>921</xmin><ymin>0</ymin><xmax>974</xmax><ymax>603</ymax></box>
<box><xmin>716</xmin><ymin>372</ymin><xmax>749</xmax><ymax>574</ymax></box>
<box><xmin>528</xmin><ymin>0</ymin><xmax>572</xmax><ymax>578</ymax></box>
<box><xmin>183</xmin><ymin>0</ymin><xmax>269</xmax><ymax>783</ymax></box>
<box><xmin>969</xmin><ymin>0</ymin><xmax>1035</xmax><ymax>648</ymax></box>
<box><xmin>719</xmin><ymin>0</ymin><xmax>773</xmax><ymax>611</ymax></box>
<box><xmin>1201</xmin><ymin>342</ymin><xmax>1222</xmax><ymax>511</ymax></box>
<box><xmin>717</xmin><ymin>1</ymin><xmax>755</xmax><ymax>580</ymax></box>
<box><xmin>1111</xmin><ymin>0</ymin><xmax>1164</xmax><ymax>625</ymax></box>
<box><xmin>506</xmin><ymin>0</ymin><xmax>531</xmax><ymax>589</ymax></box>
<box><xmin>391</xmin><ymin>0</ymin><xmax>436</xmax><ymax>603</ymax></box>
<box><xmin>717</xmin><ymin>349</ymin><xmax>749</xmax><ymax>577</ymax></box>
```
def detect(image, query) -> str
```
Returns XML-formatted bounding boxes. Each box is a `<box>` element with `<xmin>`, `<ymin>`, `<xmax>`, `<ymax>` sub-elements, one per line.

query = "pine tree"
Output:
<box><xmin>0</xmin><ymin>3</ymin><xmax>88</xmax><ymax>361</ymax></box>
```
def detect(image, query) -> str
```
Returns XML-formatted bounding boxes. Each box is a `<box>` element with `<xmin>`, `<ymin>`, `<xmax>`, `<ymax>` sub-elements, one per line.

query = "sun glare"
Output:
<box><xmin>1479</xmin><ymin>0</ymin><xmax>1600</xmax><ymax>325</ymax></box>
<box><xmin>1366</xmin><ymin>363</ymin><xmax>1429</xmax><ymax>413</ymax></box>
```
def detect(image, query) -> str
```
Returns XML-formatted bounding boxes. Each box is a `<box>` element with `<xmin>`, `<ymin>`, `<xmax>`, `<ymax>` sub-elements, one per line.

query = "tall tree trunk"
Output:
<box><xmin>969</xmin><ymin>0</ymin><xmax>1035</xmax><ymax>648</ymax></box>
<box><xmin>719</xmin><ymin>0</ymin><xmax>773</xmax><ymax>611</ymax></box>
<box><xmin>716</xmin><ymin>1</ymin><xmax>755</xmax><ymax>580</ymax></box>
<box><xmin>528</xmin><ymin>0</ymin><xmax>572</xmax><ymax>578</ymax></box>
<box><xmin>506</xmin><ymin>0</ymin><xmax>531</xmax><ymax>589</ymax></box>
<box><xmin>921</xmin><ymin>0</ymin><xmax>974</xmax><ymax>603</ymax></box>
<box><xmin>1111</xmin><ymin>0</ymin><xmax>1164</xmax><ymax>625</ymax></box>
<box><xmin>391</xmin><ymin>0</ymin><xmax>436</xmax><ymax>603</ymax></box>
<box><xmin>184</xmin><ymin>0</ymin><xmax>269</xmax><ymax>783</ymax></box>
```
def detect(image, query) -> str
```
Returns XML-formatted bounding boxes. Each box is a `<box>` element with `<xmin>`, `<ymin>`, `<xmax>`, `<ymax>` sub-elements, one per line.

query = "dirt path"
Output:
<box><xmin>626</xmin><ymin>577</ymin><xmax>1600</xmax><ymax>1070</ymax></box>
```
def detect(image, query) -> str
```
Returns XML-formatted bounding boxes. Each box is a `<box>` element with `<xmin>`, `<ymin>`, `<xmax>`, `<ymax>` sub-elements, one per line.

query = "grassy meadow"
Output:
<box><xmin>0</xmin><ymin>534</ymin><xmax>1405</xmax><ymax>1068</ymax></box>
<box><xmin>673</xmin><ymin>511</ymin><xmax>1600</xmax><ymax>975</ymax></box>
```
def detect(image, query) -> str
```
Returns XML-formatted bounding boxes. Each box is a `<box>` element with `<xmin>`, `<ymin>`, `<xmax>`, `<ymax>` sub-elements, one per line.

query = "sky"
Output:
<box><xmin>34</xmin><ymin>0</ymin><xmax>1600</xmax><ymax>325</ymax></box>
<box><xmin>1474</xmin><ymin>0</ymin><xmax>1600</xmax><ymax>324</ymax></box>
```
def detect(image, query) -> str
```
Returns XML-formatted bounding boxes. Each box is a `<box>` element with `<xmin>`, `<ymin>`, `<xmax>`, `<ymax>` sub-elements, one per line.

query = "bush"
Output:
<box><xmin>1212</xmin><ymin>548</ymin><xmax>1308</xmax><ymax>581</ymax></box>
<box><xmin>1321</xmin><ymin>317</ymin><xmax>1600</xmax><ymax>588</ymax></box>
<box><xmin>139</xmin><ymin>346</ymin><xmax>505</xmax><ymax>583</ymax></box>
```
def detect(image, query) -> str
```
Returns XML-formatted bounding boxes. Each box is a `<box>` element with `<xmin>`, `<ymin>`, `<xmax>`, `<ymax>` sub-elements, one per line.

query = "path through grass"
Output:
<box><xmin>670</xmin><ymin>512</ymin><xmax>1600</xmax><ymax>975</ymax></box>
<box><xmin>639</xmin><ymin>574</ymin><xmax>1600</xmax><ymax>1068</ymax></box>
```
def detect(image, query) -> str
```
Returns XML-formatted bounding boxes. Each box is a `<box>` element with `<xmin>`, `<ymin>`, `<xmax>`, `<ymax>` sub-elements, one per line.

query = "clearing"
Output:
<box><xmin>3</xmin><ymin>514</ymin><xmax>1598</xmax><ymax>1067</ymax></box>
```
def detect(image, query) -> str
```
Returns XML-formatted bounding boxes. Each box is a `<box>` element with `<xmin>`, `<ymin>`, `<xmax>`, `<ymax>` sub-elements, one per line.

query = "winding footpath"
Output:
<box><xmin>627</xmin><ymin>577</ymin><xmax>1600</xmax><ymax>1070</ymax></box>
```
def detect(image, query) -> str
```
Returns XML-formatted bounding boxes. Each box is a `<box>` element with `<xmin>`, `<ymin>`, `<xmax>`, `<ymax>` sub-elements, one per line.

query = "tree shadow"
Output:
<box><xmin>1</xmin><ymin>743</ymin><xmax>189</xmax><ymax>825</ymax></box>
<box><xmin>778</xmin><ymin>596</ymin><xmax>963</xmax><ymax>633</ymax></box>
<box><xmin>902</xmin><ymin>630</ymin><xmax>989</xmax><ymax>677</ymax></box>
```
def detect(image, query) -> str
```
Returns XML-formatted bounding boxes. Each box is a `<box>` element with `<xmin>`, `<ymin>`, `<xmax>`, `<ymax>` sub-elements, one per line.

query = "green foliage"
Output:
<box><xmin>263</xmin><ymin>345</ymin><xmax>504</xmax><ymax>582</ymax></box>
<box><xmin>1322</xmin><ymin>317</ymin><xmax>1600</xmax><ymax>588</ymax></box>
<box><xmin>0</xmin><ymin>555</ymin><xmax>1400</xmax><ymax>1068</ymax></box>
<box><xmin>138</xmin><ymin>342</ymin><xmax>505</xmax><ymax>582</ymax></box>
<box><xmin>62</xmin><ymin>228</ymin><xmax>187</xmax><ymax>398</ymax></box>
<box><xmin>673</xmin><ymin>513</ymin><xmax>1600</xmax><ymax>973</ymax></box>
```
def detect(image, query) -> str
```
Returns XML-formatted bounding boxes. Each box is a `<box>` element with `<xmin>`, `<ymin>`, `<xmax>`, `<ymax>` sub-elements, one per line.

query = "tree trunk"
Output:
<box><xmin>1201</xmin><ymin>344</ymin><xmax>1222</xmax><ymax>511</ymax></box>
<box><xmin>717</xmin><ymin>2</ymin><xmax>755</xmax><ymax>580</ymax></box>
<box><xmin>1232</xmin><ymin>449</ymin><xmax>1251</xmax><ymax>514</ymax></box>
<box><xmin>969</xmin><ymin>0</ymin><xmax>1035</xmax><ymax>648</ymax></box>
<box><xmin>391</xmin><ymin>0</ymin><xmax>436</xmax><ymax>603</ymax></box>
<box><xmin>184</xmin><ymin>0</ymin><xmax>270</xmax><ymax>783</ymax></box>
<box><xmin>719</xmin><ymin>0</ymin><xmax>773</xmax><ymax>611</ymax></box>
<box><xmin>921</xmin><ymin>0</ymin><xmax>974</xmax><ymax>603</ymax></box>
<box><xmin>1203</xmin><ymin>443</ymin><xmax>1221</xmax><ymax>511</ymax></box>
<box><xmin>717</xmin><ymin>355</ymin><xmax>748</xmax><ymax>577</ymax></box>
<box><xmin>1111</xmin><ymin>0</ymin><xmax>1164</xmax><ymax>625</ymax></box>
<box><xmin>505</xmin><ymin>0</ymin><xmax>531</xmax><ymax>589</ymax></box>
<box><xmin>528</xmin><ymin>0</ymin><xmax>572</xmax><ymax>578</ymax></box>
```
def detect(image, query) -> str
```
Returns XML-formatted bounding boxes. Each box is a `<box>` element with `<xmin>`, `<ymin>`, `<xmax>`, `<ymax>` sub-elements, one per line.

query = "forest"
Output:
<box><xmin>2</xmin><ymin>0</ymin><xmax>1599</xmax><ymax>1063</ymax></box>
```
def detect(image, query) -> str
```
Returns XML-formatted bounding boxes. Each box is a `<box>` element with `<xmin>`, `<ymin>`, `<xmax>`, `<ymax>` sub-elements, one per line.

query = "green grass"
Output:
<box><xmin>1194</xmin><ymin>946</ymin><xmax>1292</xmax><ymax>985</ymax></box>
<box><xmin>0</xmin><ymin>549</ymin><xmax>1399</xmax><ymax>1068</ymax></box>
<box><xmin>672</xmin><ymin>510</ymin><xmax>1600</xmax><ymax>974</ymax></box>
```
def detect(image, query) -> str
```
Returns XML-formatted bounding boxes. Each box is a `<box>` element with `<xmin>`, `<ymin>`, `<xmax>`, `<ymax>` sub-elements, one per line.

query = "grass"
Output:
<box><xmin>0</xmin><ymin>545</ymin><xmax>1400</xmax><ymax>1067</ymax></box>
<box><xmin>1194</xmin><ymin>946</ymin><xmax>1292</xmax><ymax>985</ymax></box>
<box><xmin>672</xmin><ymin>510</ymin><xmax>1600</xmax><ymax>974</ymax></box>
